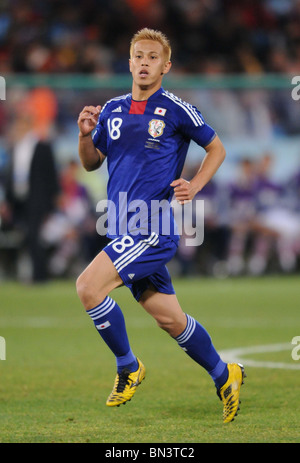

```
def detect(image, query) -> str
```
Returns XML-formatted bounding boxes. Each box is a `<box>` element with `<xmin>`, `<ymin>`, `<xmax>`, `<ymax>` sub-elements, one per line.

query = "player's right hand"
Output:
<box><xmin>77</xmin><ymin>105</ymin><xmax>101</xmax><ymax>137</ymax></box>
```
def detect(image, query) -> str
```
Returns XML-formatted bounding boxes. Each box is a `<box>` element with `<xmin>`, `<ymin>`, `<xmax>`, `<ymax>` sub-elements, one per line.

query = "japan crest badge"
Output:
<box><xmin>148</xmin><ymin>119</ymin><xmax>165</xmax><ymax>138</ymax></box>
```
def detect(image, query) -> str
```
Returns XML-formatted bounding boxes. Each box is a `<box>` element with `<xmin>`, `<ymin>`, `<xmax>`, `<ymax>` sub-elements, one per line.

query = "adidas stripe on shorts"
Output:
<box><xmin>103</xmin><ymin>232</ymin><xmax>177</xmax><ymax>301</ymax></box>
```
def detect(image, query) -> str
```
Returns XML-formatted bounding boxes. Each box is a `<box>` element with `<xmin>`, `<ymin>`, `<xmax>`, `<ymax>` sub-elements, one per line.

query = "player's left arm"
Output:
<box><xmin>171</xmin><ymin>135</ymin><xmax>226</xmax><ymax>204</ymax></box>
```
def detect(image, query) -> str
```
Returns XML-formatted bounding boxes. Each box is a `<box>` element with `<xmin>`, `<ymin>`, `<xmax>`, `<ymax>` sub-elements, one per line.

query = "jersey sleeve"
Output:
<box><xmin>92</xmin><ymin>107</ymin><xmax>108</xmax><ymax>156</ymax></box>
<box><xmin>177</xmin><ymin>103</ymin><xmax>216</xmax><ymax>148</ymax></box>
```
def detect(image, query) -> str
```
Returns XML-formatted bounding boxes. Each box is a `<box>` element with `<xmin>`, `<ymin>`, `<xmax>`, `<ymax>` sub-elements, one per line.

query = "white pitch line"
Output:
<box><xmin>220</xmin><ymin>343</ymin><xmax>300</xmax><ymax>370</ymax></box>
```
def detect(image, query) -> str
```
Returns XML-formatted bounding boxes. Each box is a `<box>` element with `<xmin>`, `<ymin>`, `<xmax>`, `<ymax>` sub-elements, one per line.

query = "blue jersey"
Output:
<box><xmin>93</xmin><ymin>87</ymin><xmax>216</xmax><ymax>242</ymax></box>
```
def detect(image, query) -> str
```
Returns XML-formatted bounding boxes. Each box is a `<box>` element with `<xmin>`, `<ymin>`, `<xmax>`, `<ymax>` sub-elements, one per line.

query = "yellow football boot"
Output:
<box><xmin>217</xmin><ymin>363</ymin><xmax>246</xmax><ymax>423</ymax></box>
<box><xmin>106</xmin><ymin>358</ymin><xmax>146</xmax><ymax>407</ymax></box>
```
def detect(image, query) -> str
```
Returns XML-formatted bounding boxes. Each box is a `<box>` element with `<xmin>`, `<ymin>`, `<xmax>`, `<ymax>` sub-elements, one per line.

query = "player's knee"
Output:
<box><xmin>156</xmin><ymin>318</ymin><xmax>172</xmax><ymax>334</ymax></box>
<box><xmin>155</xmin><ymin>315</ymin><xmax>185</xmax><ymax>338</ymax></box>
<box><xmin>76</xmin><ymin>274</ymin><xmax>90</xmax><ymax>308</ymax></box>
<box><xmin>76</xmin><ymin>273</ymin><xmax>106</xmax><ymax>310</ymax></box>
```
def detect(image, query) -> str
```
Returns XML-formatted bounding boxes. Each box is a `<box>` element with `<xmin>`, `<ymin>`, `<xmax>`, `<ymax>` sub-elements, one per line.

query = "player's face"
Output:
<box><xmin>129</xmin><ymin>40</ymin><xmax>171</xmax><ymax>93</ymax></box>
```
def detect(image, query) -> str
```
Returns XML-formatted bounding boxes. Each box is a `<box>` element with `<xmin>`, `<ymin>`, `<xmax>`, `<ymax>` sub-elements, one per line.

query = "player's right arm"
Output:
<box><xmin>78</xmin><ymin>105</ymin><xmax>106</xmax><ymax>171</ymax></box>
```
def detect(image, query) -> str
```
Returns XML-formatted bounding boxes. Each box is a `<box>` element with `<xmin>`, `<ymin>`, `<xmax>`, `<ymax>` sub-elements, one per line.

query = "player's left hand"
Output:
<box><xmin>170</xmin><ymin>178</ymin><xmax>197</xmax><ymax>205</ymax></box>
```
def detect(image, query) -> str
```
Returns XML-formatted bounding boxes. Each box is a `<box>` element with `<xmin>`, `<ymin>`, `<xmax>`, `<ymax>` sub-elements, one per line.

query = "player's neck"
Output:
<box><xmin>131</xmin><ymin>81</ymin><xmax>162</xmax><ymax>101</ymax></box>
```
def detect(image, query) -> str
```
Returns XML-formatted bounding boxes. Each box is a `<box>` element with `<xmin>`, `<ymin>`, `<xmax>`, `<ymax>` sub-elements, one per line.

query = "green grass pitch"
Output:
<box><xmin>0</xmin><ymin>276</ymin><xmax>299</xmax><ymax>443</ymax></box>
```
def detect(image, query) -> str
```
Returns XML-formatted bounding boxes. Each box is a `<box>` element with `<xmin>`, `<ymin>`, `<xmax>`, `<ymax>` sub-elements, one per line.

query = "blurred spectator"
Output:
<box><xmin>41</xmin><ymin>160</ymin><xmax>104</xmax><ymax>277</ymax></box>
<box><xmin>287</xmin><ymin>167</ymin><xmax>300</xmax><ymax>214</ymax></box>
<box><xmin>0</xmin><ymin>88</ymin><xmax>59</xmax><ymax>282</ymax></box>
<box><xmin>249</xmin><ymin>153</ymin><xmax>300</xmax><ymax>273</ymax></box>
<box><xmin>195</xmin><ymin>179</ymin><xmax>231</xmax><ymax>277</ymax></box>
<box><xmin>287</xmin><ymin>168</ymin><xmax>300</xmax><ymax>265</ymax></box>
<box><xmin>226</xmin><ymin>158</ymin><xmax>257</xmax><ymax>275</ymax></box>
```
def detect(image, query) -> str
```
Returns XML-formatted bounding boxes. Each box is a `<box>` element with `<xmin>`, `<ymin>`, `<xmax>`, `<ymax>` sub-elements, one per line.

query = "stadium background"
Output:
<box><xmin>0</xmin><ymin>0</ymin><xmax>300</xmax><ymax>281</ymax></box>
<box><xmin>0</xmin><ymin>0</ymin><xmax>299</xmax><ymax>444</ymax></box>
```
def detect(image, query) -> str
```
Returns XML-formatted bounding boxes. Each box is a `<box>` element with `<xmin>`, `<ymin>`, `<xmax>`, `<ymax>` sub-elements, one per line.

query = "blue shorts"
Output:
<box><xmin>103</xmin><ymin>232</ymin><xmax>178</xmax><ymax>301</ymax></box>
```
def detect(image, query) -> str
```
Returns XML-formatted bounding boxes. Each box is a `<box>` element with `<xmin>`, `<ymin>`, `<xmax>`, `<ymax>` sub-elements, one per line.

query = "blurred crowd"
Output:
<box><xmin>0</xmin><ymin>0</ymin><xmax>300</xmax><ymax>281</ymax></box>
<box><xmin>0</xmin><ymin>85</ymin><xmax>299</xmax><ymax>281</ymax></box>
<box><xmin>0</xmin><ymin>88</ymin><xmax>107</xmax><ymax>282</ymax></box>
<box><xmin>0</xmin><ymin>0</ymin><xmax>300</xmax><ymax>75</ymax></box>
<box><xmin>177</xmin><ymin>154</ymin><xmax>300</xmax><ymax>277</ymax></box>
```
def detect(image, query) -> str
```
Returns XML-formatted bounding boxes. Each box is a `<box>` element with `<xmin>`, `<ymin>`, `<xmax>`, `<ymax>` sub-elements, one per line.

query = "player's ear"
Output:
<box><xmin>162</xmin><ymin>61</ymin><xmax>172</xmax><ymax>75</ymax></box>
<box><xmin>129</xmin><ymin>59</ymin><xmax>132</xmax><ymax>72</ymax></box>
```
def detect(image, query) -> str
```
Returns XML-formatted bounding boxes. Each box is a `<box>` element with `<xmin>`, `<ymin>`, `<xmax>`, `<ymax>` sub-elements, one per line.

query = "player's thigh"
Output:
<box><xmin>139</xmin><ymin>286</ymin><xmax>186</xmax><ymax>337</ymax></box>
<box><xmin>76</xmin><ymin>250</ymin><xmax>123</xmax><ymax>309</ymax></box>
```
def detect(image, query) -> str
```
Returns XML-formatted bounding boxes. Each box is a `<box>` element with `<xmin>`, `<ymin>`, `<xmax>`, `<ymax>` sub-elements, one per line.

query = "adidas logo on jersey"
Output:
<box><xmin>112</xmin><ymin>106</ymin><xmax>122</xmax><ymax>112</ymax></box>
<box><xmin>128</xmin><ymin>273</ymin><xmax>135</xmax><ymax>279</ymax></box>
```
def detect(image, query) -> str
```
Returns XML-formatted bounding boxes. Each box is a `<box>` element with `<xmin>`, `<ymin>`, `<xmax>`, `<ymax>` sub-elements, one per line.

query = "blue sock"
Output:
<box><xmin>87</xmin><ymin>296</ymin><xmax>138</xmax><ymax>373</ymax></box>
<box><xmin>175</xmin><ymin>314</ymin><xmax>228</xmax><ymax>389</ymax></box>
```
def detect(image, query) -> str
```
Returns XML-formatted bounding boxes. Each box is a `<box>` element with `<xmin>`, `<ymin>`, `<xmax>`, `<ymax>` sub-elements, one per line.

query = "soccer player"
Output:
<box><xmin>76</xmin><ymin>28</ymin><xmax>245</xmax><ymax>423</ymax></box>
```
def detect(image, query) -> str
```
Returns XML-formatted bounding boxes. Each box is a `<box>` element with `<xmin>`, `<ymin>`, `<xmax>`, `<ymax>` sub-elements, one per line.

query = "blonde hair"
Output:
<box><xmin>130</xmin><ymin>28</ymin><xmax>172</xmax><ymax>62</ymax></box>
